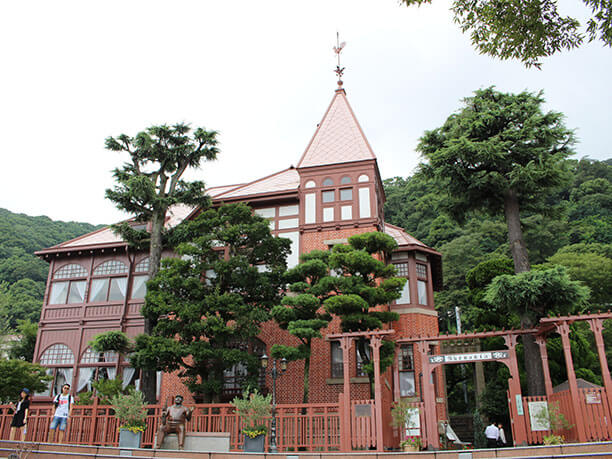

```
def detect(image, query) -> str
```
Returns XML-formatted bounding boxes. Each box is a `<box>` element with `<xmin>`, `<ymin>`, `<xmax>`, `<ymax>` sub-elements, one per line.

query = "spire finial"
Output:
<box><xmin>333</xmin><ymin>32</ymin><xmax>346</xmax><ymax>89</ymax></box>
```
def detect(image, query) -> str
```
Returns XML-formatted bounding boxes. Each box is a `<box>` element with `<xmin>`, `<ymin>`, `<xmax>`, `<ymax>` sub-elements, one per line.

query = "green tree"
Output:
<box><xmin>317</xmin><ymin>233</ymin><xmax>404</xmax><ymax>390</ymax></box>
<box><xmin>0</xmin><ymin>359</ymin><xmax>52</xmax><ymax>403</ymax></box>
<box><xmin>547</xmin><ymin>248</ymin><xmax>612</xmax><ymax>308</ymax></box>
<box><xmin>130</xmin><ymin>203</ymin><xmax>290</xmax><ymax>402</ymax></box>
<box><xmin>418</xmin><ymin>87</ymin><xmax>575</xmax><ymax>395</ymax></box>
<box><xmin>105</xmin><ymin>123</ymin><xmax>219</xmax><ymax>402</ymax></box>
<box><xmin>484</xmin><ymin>266</ymin><xmax>589</xmax><ymax>333</ymax></box>
<box><xmin>8</xmin><ymin>320</ymin><xmax>38</xmax><ymax>361</ymax></box>
<box><xmin>400</xmin><ymin>0</ymin><xmax>612</xmax><ymax>68</ymax></box>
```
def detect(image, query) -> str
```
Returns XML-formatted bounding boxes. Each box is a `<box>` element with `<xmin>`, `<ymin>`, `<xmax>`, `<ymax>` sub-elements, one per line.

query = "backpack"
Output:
<box><xmin>53</xmin><ymin>394</ymin><xmax>73</xmax><ymax>408</ymax></box>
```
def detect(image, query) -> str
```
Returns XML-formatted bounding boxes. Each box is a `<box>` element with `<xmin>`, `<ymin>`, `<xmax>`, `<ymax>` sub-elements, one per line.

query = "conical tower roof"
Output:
<box><xmin>297</xmin><ymin>89</ymin><xmax>377</xmax><ymax>168</ymax></box>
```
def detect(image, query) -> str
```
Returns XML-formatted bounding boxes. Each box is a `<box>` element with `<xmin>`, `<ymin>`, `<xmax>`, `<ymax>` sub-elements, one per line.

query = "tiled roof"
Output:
<box><xmin>55</xmin><ymin>184</ymin><xmax>245</xmax><ymax>249</ymax></box>
<box><xmin>214</xmin><ymin>168</ymin><xmax>300</xmax><ymax>199</ymax></box>
<box><xmin>384</xmin><ymin>223</ymin><xmax>429</xmax><ymax>249</ymax></box>
<box><xmin>297</xmin><ymin>90</ymin><xmax>376</xmax><ymax>168</ymax></box>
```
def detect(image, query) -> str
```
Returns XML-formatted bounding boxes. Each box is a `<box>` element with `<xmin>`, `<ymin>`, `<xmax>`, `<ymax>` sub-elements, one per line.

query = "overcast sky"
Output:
<box><xmin>1</xmin><ymin>0</ymin><xmax>610</xmax><ymax>225</ymax></box>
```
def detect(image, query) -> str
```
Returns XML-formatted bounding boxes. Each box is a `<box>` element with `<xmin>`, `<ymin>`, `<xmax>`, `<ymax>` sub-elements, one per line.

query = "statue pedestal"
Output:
<box><xmin>156</xmin><ymin>432</ymin><xmax>231</xmax><ymax>452</ymax></box>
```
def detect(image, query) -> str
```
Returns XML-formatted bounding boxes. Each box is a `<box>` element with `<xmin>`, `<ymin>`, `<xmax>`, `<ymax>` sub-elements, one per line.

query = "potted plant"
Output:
<box><xmin>400</xmin><ymin>436</ymin><xmax>422</xmax><ymax>452</ymax></box>
<box><xmin>391</xmin><ymin>398</ymin><xmax>422</xmax><ymax>451</ymax></box>
<box><xmin>231</xmin><ymin>389</ymin><xmax>272</xmax><ymax>452</ymax></box>
<box><xmin>112</xmin><ymin>389</ymin><xmax>147</xmax><ymax>448</ymax></box>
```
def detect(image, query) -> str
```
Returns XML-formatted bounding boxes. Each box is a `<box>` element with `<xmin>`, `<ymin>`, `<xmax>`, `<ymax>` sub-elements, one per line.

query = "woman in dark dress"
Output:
<box><xmin>9</xmin><ymin>389</ymin><xmax>30</xmax><ymax>441</ymax></box>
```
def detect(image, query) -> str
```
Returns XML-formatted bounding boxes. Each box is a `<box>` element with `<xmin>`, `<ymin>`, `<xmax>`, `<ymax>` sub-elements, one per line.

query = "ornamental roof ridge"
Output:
<box><xmin>296</xmin><ymin>89</ymin><xmax>377</xmax><ymax>169</ymax></box>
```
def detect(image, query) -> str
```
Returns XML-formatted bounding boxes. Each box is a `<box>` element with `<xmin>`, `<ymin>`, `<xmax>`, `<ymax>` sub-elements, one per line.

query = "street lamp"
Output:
<box><xmin>260</xmin><ymin>354</ymin><xmax>287</xmax><ymax>453</ymax></box>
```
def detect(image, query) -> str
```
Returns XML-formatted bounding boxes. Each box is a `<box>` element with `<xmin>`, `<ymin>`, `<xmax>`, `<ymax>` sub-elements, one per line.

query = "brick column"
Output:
<box><xmin>556</xmin><ymin>321</ymin><xmax>587</xmax><ymax>442</ymax></box>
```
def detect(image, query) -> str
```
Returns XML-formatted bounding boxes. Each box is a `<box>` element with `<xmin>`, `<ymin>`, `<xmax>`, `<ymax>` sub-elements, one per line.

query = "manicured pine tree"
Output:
<box><xmin>129</xmin><ymin>203</ymin><xmax>290</xmax><ymax>403</ymax></box>
<box><xmin>105</xmin><ymin>123</ymin><xmax>219</xmax><ymax>402</ymax></box>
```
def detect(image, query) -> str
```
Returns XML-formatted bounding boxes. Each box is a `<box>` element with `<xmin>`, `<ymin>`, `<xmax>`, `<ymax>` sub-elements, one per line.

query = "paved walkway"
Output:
<box><xmin>0</xmin><ymin>440</ymin><xmax>611</xmax><ymax>458</ymax></box>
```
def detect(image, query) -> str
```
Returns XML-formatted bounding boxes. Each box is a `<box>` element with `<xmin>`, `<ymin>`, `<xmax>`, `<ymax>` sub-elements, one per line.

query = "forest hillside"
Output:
<box><xmin>0</xmin><ymin>208</ymin><xmax>102</xmax><ymax>330</ymax></box>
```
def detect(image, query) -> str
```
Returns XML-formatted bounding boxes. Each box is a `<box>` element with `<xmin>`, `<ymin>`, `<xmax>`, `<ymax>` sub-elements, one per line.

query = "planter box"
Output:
<box><xmin>243</xmin><ymin>434</ymin><xmax>265</xmax><ymax>452</ymax></box>
<box><xmin>119</xmin><ymin>429</ymin><xmax>142</xmax><ymax>449</ymax></box>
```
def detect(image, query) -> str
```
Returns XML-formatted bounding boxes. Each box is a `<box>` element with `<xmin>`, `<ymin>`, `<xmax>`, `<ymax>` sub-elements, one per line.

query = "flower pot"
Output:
<box><xmin>243</xmin><ymin>434</ymin><xmax>265</xmax><ymax>452</ymax></box>
<box><xmin>119</xmin><ymin>429</ymin><xmax>142</xmax><ymax>448</ymax></box>
<box><xmin>402</xmin><ymin>444</ymin><xmax>418</xmax><ymax>452</ymax></box>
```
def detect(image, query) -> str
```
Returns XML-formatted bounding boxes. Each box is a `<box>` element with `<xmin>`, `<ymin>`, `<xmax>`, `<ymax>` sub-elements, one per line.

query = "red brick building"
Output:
<box><xmin>33</xmin><ymin>87</ymin><xmax>444</xmax><ymax>416</ymax></box>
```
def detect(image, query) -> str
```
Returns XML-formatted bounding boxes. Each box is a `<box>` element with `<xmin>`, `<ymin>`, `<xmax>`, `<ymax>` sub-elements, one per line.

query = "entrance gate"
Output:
<box><xmin>398</xmin><ymin>329</ymin><xmax>534</xmax><ymax>449</ymax></box>
<box><xmin>397</xmin><ymin>312</ymin><xmax>612</xmax><ymax>449</ymax></box>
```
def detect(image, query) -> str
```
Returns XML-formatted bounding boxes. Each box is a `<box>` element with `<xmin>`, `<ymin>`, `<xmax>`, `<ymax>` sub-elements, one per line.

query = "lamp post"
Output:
<box><xmin>260</xmin><ymin>354</ymin><xmax>287</xmax><ymax>453</ymax></box>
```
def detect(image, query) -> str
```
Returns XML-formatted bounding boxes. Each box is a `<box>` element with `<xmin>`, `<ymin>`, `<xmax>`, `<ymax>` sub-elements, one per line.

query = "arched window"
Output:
<box><xmin>134</xmin><ymin>258</ymin><xmax>150</xmax><ymax>273</ymax></box>
<box><xmin>358</xmin><ymin>174</ymin><xmax>369</xmax><ymax>182</ymax></box>
<box><xmin>304</xmin><ymin>180</ymin><xmax>316</xmax><ymax>188</ymax></box>
<box><xmin>93</xmin><ymin>260</ymin><xmax>128</xmax><ymax>276</ymax></box>
<box><xmin>54</xmin><ymin>264</ymin><xmax>87</xmax><ymax>279</ymax></box>
<box><xmin>90</xmin><ymin>260</ymin><xmax>128</xmax><ymax>303</ymax></box>
<box><xmin>77</xmin><ymin>347</ymin><xmax>119</xmax><ymax>393</ymax></box>
<box><xmin>40</xmin><ymin>344</ymin><xmax>75</xmax><ymax>365</ymax></box>
<box><xmin>49</xmin><ymin>264</ymin><xmax>87</xmax><ymax>305</ymax></box>
<box><xmin>340</xmin><ymin>176</ymin><xmax>352</xmax><ymax>184</ymax></box>
<box><xmin>322</xmin><ymin>178</ymin><xmax>334</xmax><ymax>186</ymax></box>
<box><xmin>39</xmin><ymin>344</ymin><xmax>75</xmax><ymax>397</ymax></box>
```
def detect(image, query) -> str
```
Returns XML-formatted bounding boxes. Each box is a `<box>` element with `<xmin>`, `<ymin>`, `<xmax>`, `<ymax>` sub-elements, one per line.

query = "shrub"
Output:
<box><xmin>112</xmin><ymin>389</ymin><xmax>147</xmax><ymax>433</ymax></box>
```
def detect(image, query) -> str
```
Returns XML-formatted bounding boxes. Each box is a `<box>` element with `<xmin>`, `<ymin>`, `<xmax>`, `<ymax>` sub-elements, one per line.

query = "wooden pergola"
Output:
<box><xmin>396</xmin><ymin>312</ymin><xmax>612</xmax><ymax>449</ymax></box>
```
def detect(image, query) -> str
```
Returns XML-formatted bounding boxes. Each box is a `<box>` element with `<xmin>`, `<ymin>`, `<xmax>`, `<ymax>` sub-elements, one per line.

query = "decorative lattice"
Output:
<box><xmin>395</xmin><ymin>263</ymin><xmax>409</xmax><ymax>277</ymax></box>
<box><xmin>81</xmin><ymin>347</ymin><xmax>118</xmax><ymax>364</ymax></box>
<box><xmin>134</xmin><ymin>258</ymin><xmax>150</xmax><ymax>273</ymax></box>
<box><xmin>94</xmin><ymin>260</ymin><xmax>128</xmax><ymax>276</ymax></box>
<box><xmin>416</xmin><ymin>263</ymin><xmax>427</xmax><ymax>278</ymax></box>
<box><xmin>40</xmin><ymin>344</ymin><xmax>75</xmax><ymax>365</ymax></box>
<box><xmin>54</xmin><ymin>264</ymin><xmax>87</xmax><ymax>279</ymax></box>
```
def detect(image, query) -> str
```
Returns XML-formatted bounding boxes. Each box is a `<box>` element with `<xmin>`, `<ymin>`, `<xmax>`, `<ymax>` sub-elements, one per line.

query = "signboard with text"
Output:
<box><xmin>429</xmin><ymin>351</ymin><xmax>509</xmax><ymax>364</ymax></box>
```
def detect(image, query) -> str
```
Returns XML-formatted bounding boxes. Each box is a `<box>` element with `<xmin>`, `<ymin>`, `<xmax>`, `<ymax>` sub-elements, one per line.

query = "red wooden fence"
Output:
<box><xmin>0</xmin><ymin>400</ymin><xmax>342</xmax><ymax>452</ymax></box>
<box><xmin>522</xmin><ymin>388</ymin><xmax>611</xmax><ymax>444</ymax></box>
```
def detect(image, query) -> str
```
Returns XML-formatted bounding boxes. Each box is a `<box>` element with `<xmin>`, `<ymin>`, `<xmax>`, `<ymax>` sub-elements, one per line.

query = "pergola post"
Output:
<box><xmin>587</xmin><ymin>319</ymin><xmax>612</xmax><ymax>419</ymax></box>
<box><xmin>556</xmin><ymin>321</ymin><xmax>587</xmax><ymax>442</ymax></box>
<box><xmin>503</xmin><ymin>334</ymin><xmax>528</xmax><ymax>446</ymax></box>
<box><xmin>370</xmin><ymin>336</ymin><xmax>384</xmax><ymax>452</ymax></box>
<box><xmin>339</xmin><ymin>336</ymin><xmax>353</xmax><ymax>452</ymax></box>
<box><xmin>535</xmin><ymin>336</ymin><xmax>554</xmax><ymax>397</ymax></box>
<box><xmin>417</xmin><ymin>341</ymin><xmax>439</xmax><ymax>450</ymax></box>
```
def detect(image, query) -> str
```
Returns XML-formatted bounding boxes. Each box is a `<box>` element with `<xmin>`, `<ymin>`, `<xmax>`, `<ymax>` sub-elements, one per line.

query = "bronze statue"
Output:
<box><xmin>155</xmin><ymin>395</ymin><xmax>194</xmax><ymax>450</ymax></box>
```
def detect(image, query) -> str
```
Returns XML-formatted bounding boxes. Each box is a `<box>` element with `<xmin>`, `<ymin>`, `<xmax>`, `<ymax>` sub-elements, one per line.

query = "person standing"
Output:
<box><xmin>48</xmin><ymin>384</ymin><xmax>74</xmax><ymax>444</ymax></box>
<box><xmin>498</xmin><ymin>423</ymin><xmax>507</xmax><ymax>446</ymax></box>
<box><xmin>9</xmin><ymin>389</ymin><xmax>30</xmax><ymax>441</ymax></box>
<box><xmin>484</xmin><ymin>421</ymin><xmax>499</xmax><ymax>448</ymax></box>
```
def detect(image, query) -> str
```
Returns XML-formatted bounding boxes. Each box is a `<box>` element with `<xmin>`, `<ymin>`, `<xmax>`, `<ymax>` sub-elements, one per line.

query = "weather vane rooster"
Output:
<box><xmin>333</xmin><ymin>32</ymin><xmax>346</xmax><ymax>88</ymax></box>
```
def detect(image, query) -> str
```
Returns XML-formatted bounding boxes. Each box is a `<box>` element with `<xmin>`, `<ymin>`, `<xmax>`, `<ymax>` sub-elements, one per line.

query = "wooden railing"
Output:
<box><xmin>522</xmin><ymin>388</ymin><xmax>612</xmax><ymax>444</ymax></box>
<box><xmin>0</xmin><ymin>400</ymin><xmax>341</xmax><ymax>452</ymax></box>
